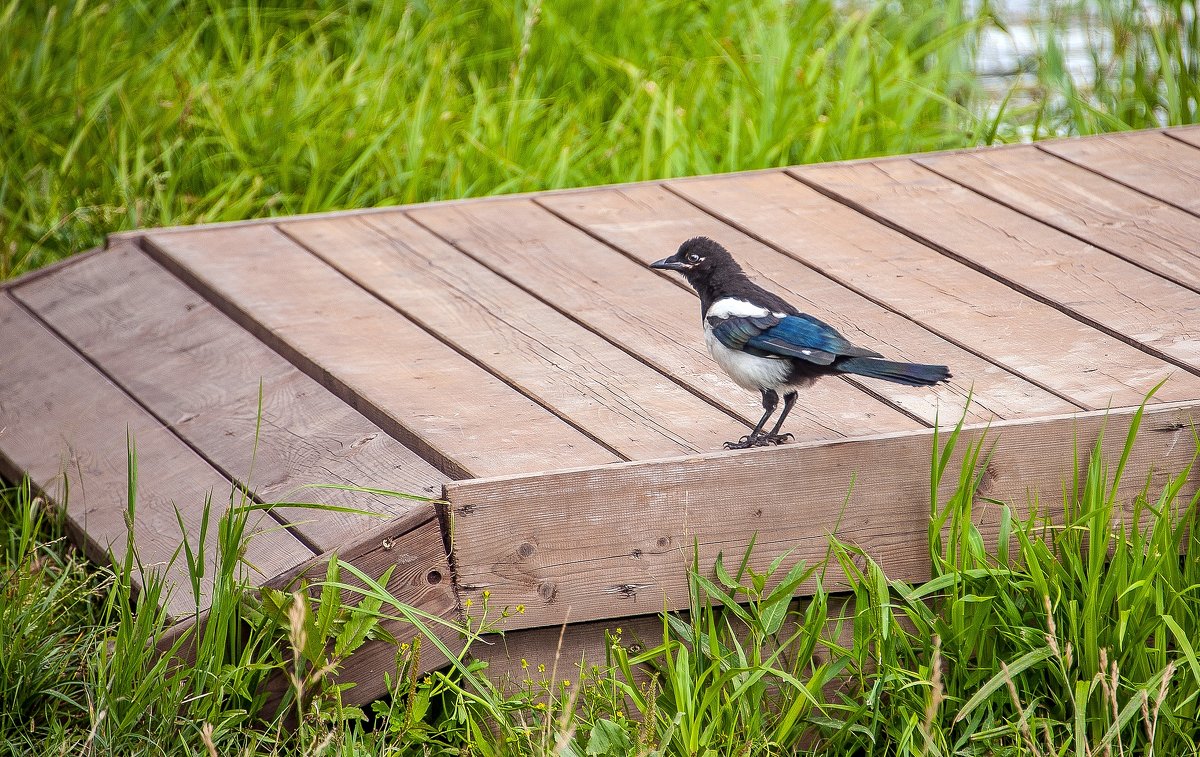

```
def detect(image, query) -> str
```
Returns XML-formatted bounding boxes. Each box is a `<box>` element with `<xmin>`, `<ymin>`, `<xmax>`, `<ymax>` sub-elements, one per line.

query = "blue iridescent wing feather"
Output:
<box><xmin>708</xmin><ymin>313</ymin><xmax>879</xmax><ymax>365</ymax></box>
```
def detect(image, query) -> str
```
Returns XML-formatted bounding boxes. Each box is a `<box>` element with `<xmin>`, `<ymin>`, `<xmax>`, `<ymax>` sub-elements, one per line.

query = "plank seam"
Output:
<box><xmin>1160</xmin><ymin>129</ymin><xmax>1200</xmax><ymax>158</ymax></box>
<box><xmin>1033</xmin><ymin>132</ymin><xmax>1200</xmax><ymax>221</ymax></box>
<box><xmin>135</xmin><ymin>234</ymin><xmax>478</xmax><ymax>481</ymax></box>
<box><xmin>789</xmin><ymin>162</ymin><xmax>1200</xmax><ymax>381</ymax></box>
<box><xmin>4</xmin><ymin>288</ymin><xmax>325</xmax><ymax>557</ymax></box>
<box><xmin>658</xmin><ymin>182</ymin><xmax>1092</xmax><ymax>412</ymax></box>
<box><xmin>530</xmin><ymin>194</ymin><xmax>938</xmax><ymax>428</ymax></box>
<box><xmin>272</xmin><ymin>223</ymin><xmax>634</xmax><ymax>463</ymax></box>
<box><xmin>398</xmin><ymin>211</ymin><xmax>770</xmax><ymax>433</ymax></box>
<box><xmin>918</xmin><ymin>152</ymin><xmax>1200</xmax><ymax>296</ymax></box>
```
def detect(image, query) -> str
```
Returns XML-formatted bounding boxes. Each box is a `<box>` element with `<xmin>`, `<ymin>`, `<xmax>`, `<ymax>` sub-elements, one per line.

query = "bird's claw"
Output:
<box><xmin>723</xmin><ymin>432</ymin><xmax>794</xmax><ymax>450</ymax></box>
<box><xmin>723</xmin><ymin>435</ymin><xmax>759</xmax><ymax>450</ymax></box>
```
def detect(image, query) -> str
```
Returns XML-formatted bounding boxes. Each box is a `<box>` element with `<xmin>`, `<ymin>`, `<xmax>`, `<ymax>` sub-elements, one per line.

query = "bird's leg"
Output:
<box><xmin>761</xmin><ymin>390</ymin><xmax>798</xmax><ymax>445</ymax></box>
<box><xmin>724</xmin><ymin>389</ymin><xmax>779</xmax><ymax>449</ymax></box>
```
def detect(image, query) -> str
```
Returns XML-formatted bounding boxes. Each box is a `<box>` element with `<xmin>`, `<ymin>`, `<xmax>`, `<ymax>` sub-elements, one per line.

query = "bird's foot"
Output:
<box><xmin>723</xmin><ymin>432</ymin><xmax>794</xmax><ymax>450</ymax></box>
<box><xmin>723</xmin><ymin>434</ymin><xmax>762</xmax><ymax>450</ymax></box>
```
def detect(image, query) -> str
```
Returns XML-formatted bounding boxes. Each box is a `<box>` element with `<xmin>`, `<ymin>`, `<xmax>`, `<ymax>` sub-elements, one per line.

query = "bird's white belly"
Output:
<box><xmin>704</xmin><ymin>324</ymin><xmax>791</xmax><ymax>391</ymax></box>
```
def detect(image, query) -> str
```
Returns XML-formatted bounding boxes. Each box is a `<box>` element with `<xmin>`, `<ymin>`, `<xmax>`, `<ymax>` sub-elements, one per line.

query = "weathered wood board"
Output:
<box><xmin>2</xmin><ymin>125</ymin><xmax>1199</xmax><ymax>705</ymax></box>
<box><xmin>446</xmin><ymin>402</ymin><xmax>1199</xmax><ymax>631</ymax></box>
<box><xmin>671</xmin><ymin>170</ymin><xmax>1198</xmax><ymax>408</ymax></box>
<box><xmin>13</xmin><ymin>242</ymin><xmax>449</xmax><ymax>551</ymax></box>
<box><xmin>0</xmin><ymin>292</ymin><xmax>312</xmax><ymax>618</ymax></box>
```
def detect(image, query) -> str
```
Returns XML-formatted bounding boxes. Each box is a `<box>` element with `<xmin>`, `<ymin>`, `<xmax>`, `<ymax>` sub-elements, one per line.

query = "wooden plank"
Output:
<box><xmin>14</xmin><ymin>244</ymin><xmax>450</xmax><ymax>552</ymax></box>
<box><xmin>280</xmin><ymin>215</ymin><xmax>746</xmax><ymax>459</ymax></box>
<box><xmin>919</xmin><ymin>146</ymin><xmax>1200</xmax><ymax>292</ymax></box>
<box><xmin>445</xmin><ymin>401</ymin><xmax>1199</xmax><ymax>631</ymax></box>
<box><xmin>476</xmin><ymin>595</ymin><xmax>855</xmax><ymax>694</ymax></box>
<box><xmin>162</xmin><ymin>508</ymin><xmax>460</xmax><ymax>707</ymax></box>
<box><xmin>671</xmin><ymin>171</ymin><xmax>1197</xmax><ymax>409</ymax></box>
<box><xmin>408</xmin><ymin>199</ymin><xmax>918</xmax><ymax>443</ymax></box>
<box><xmin>141</xmin><ymin>225</ymin><xmax>619</xmax><ymax>479</ymax></box>
<box><xmin>0</xmin><ymin>294</ymin><xmax>311</xmax><ymax>619</ymax></box>
<box><xmin>266</xmin><ymin>509</ymin><xmax>461</xmax><ymax>706</ymax></box>
<box><xmin>1166</xmin><ymin>125</ymin><xmax>1200</xmax><ymax>151</ymax></box>
<box><xmin>802</xmin><ymin>158</ymin><xmax>1200</xmax><ymax>378</ymax></box>
<box><xmin>538</xmin><ymin>185</ymin><xmax>1076</xmax><ymax>424</ymax></box>
<box><xmin>0</xmin><ymin>246</ymin><xmax>105</xmax><ymax>292</ymax></box>
<box><xmin>1039</xmin><ymin>131</ymin><xmax>1200</xmax><ymax>213</ymax></box>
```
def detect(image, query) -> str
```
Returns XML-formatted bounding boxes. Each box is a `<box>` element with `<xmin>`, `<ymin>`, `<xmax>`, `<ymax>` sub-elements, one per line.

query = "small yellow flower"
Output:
<box><xmin>562</xmin><ymin>680</ymin><xmax>572</xmax><ymax>687</ymax></box>
<box><xmin>521</xmin><ymin>658</ymin><xmax>529</xmax><ymax>669</ymax></box>
<box><xmin>516</xmin><ymin>604</ymin><xmax>526</xmax><ymax>614</ymax></box>
<box><xmin>482</xmin><ymin>590</ymin><xmax>491</xmax><ymax>600</ymax></box>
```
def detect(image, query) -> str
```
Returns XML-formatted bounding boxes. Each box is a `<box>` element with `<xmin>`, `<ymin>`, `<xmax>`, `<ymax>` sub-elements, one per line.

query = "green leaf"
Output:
<box><xmin>955</xmin><ymin>647</ymin><xmax>1053</xmax><ymax>723</ymax></box>
<box><xmin>1163</xmin><ymin>614</ymin><xmax>1200</xmax><ymax>686</ymax></box>
<box><xmin>714</xmin><ymin>552</ymin><xmax>739</xmax><ymax>590</ymax></box>
<box><xmin>586</xmin><ymin>718</ymin><xmax>634</xmax><ymax>755</ymax></box>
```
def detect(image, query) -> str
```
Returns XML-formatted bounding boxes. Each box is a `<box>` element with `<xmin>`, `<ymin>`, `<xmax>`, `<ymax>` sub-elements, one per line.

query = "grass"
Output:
<box><xmin>2</xmin><ymin>0</ymin><xmax>1197</xmax><ymax>279</ymax></box>
<box><xmin>2</xmin><ymin>398</ymin><xmax>1199</xmax><ymax>754</ymax></box>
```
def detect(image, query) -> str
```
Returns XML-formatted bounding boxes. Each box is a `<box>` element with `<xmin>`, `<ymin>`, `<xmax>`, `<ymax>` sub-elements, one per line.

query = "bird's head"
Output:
<box><xmin>650</xmin><ymin>237</ymin><xmax>741</xmax><ymax>283</ymax></box>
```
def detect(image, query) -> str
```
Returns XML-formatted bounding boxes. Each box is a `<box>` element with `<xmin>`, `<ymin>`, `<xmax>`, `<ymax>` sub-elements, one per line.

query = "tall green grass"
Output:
<box><xmin>4</xmin><ymin>0</ymin><xmax>1197</xmax><ymax>280</ymax></box>
<box><xmin>2</xmin><ymin>400</ymin><xmax>1198</xmax><ymax>754</ymax></box>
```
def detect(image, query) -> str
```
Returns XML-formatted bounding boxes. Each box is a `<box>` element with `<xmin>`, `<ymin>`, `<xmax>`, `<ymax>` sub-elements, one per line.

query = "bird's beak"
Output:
<box><xmin>650</xmin><ymin>257</ymin><xmax>688</xmax><ymax>271</ymax></box>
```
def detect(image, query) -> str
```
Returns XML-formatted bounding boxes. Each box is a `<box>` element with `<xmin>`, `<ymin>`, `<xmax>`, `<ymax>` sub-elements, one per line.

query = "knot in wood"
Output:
<box><xmin>517</xmin><ymin>542</ymin><xmax>535</xmax><ymax>558</ymax></box>
<box><xmin>350</xmin><ymin>433</ymin><xmax>377</xmax><ymax>449</ymax></box>
<box><xmin>537</xmin><ymin>580</ymin><xmax>557</xmax><ymax>603</ymax></box>
<box><xmin>605</xmin><ymin>582</ymin><xmax>652</xmax><ymax>600</ymax></box>
<box><xmin>655</xmin><ymin>536</ymin><xmax>670</xmax><ymax>548</ymax></box>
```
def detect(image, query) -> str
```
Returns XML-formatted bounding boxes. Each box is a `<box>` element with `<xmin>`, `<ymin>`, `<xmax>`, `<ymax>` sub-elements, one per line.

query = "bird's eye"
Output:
<box><xmin>686</xmin><ymin>253</ymin><xmax>701</xmax><ymax>263</ymax></box>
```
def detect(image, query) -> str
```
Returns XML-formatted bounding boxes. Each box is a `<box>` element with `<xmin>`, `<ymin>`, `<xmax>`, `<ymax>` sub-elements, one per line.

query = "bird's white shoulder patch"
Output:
<box><xmin>706</xmin><ymin>298</ymin><xmax>770</xmax><ymax>320</ymax></box>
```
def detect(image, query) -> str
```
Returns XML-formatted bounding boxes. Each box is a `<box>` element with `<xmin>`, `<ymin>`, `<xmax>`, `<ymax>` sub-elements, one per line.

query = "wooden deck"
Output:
<box><xmin>3</xmin><ymin>126</ymin><xmax>1200</xmax><ymax>702</ymax></box>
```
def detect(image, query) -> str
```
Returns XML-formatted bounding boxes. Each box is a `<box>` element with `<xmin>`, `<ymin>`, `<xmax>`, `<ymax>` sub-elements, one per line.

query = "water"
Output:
<box><xmin>973</xmin><ymin>0</ymin><xmax>1110</xmax><ymax>136</ymax></box>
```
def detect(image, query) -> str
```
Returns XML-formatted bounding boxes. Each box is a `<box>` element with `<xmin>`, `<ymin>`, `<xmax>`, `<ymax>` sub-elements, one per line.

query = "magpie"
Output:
<box><xmin>651</xmin><ymin>236</ymin><xmax>952</xmax><ymax>449</ymax></box>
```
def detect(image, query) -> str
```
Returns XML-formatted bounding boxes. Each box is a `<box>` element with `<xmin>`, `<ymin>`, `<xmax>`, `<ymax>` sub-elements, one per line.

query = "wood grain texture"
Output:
<box><xmin>1039</xmin><ymin>131</ymin><xmax>1200</xmax><ymax>213</ymax></box>
<box><xmin>280</xmin><ymin>214</ymin><xmax>746</xmax><ymax>459</ymax></box>
<box><xmin>807</xmin><ymin>157</ymin><xmax>1200</xmax><ymax>379</ymax></box>
<box><xmin>14</xmin><ymin>244</ymin><xmax>449</xmax><ymax>551</ymax></box>
<box><xmin>267</xmin><ymin>513</ymin><xmax>461</xmax><ymax>706</ymax></box>
<box><xmin>408</xmin><ymin>199</ymin><xmax>917</xmax><ymax>443</ymax></box>
<box><xmin>0</xmin><ymin>246</ymin><xmax>105</xmax><ymax>292</ymax></box>
<box><xmin>672</xmin><ymin>171</ymin><xmax>1197</xmax><ymax>409</ymax></box>
<box><xmin>538</xmin><ymin>185</ymin><xmax>1075</xmax><ymax>424</ymax></box>
<box><xmin>446</xmin><ymin>401</ymin><xmax>1199</xmax><ymax>631</ymax></box>
<box><xmin>1165</xmin><ymin>126</ymin><xmax>1200</xmax><ymax>151</ymax></box>
<box><xmin>918</xmin><ymin>146</ymin><xmax>1200</xmax><ymax>293</ymax></box>
<box><xmin>142</xmin><ymin>225</ymin><xmax>619</xmax><ymax>479</ymax></box>
<box><xmin>0</xmin><ymin>294</ymin><xmax>311</xmax><ymax>619</ymax></box>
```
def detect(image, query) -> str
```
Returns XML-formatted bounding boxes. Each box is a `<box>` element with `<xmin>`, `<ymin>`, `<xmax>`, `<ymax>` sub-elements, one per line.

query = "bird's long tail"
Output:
<box><xmin>836</xmin><ymin>357</ymin><xmax>951</xmax><ymax>387</ymax></box>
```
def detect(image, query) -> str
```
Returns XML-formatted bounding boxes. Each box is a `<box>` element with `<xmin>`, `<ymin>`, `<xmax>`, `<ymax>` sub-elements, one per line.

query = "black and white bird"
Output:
<box><xmin>651</xmin><ymin>236</ymin><xmax>951</xmax><ymax>449</ymax></box>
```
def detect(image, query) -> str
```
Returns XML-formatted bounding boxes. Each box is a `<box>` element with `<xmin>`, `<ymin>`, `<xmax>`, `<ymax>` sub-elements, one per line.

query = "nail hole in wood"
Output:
<box><xmin>426</xmin><ymin>569</ymin><xmax>443</xmax><ymax>585</ymax></box>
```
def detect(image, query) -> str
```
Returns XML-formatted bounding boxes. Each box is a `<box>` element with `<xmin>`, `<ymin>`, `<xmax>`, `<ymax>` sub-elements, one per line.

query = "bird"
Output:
<box><xmin>650</xmin><ymin>236</ymin><xmax>951</xmax><ymax>450</ymax></box>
